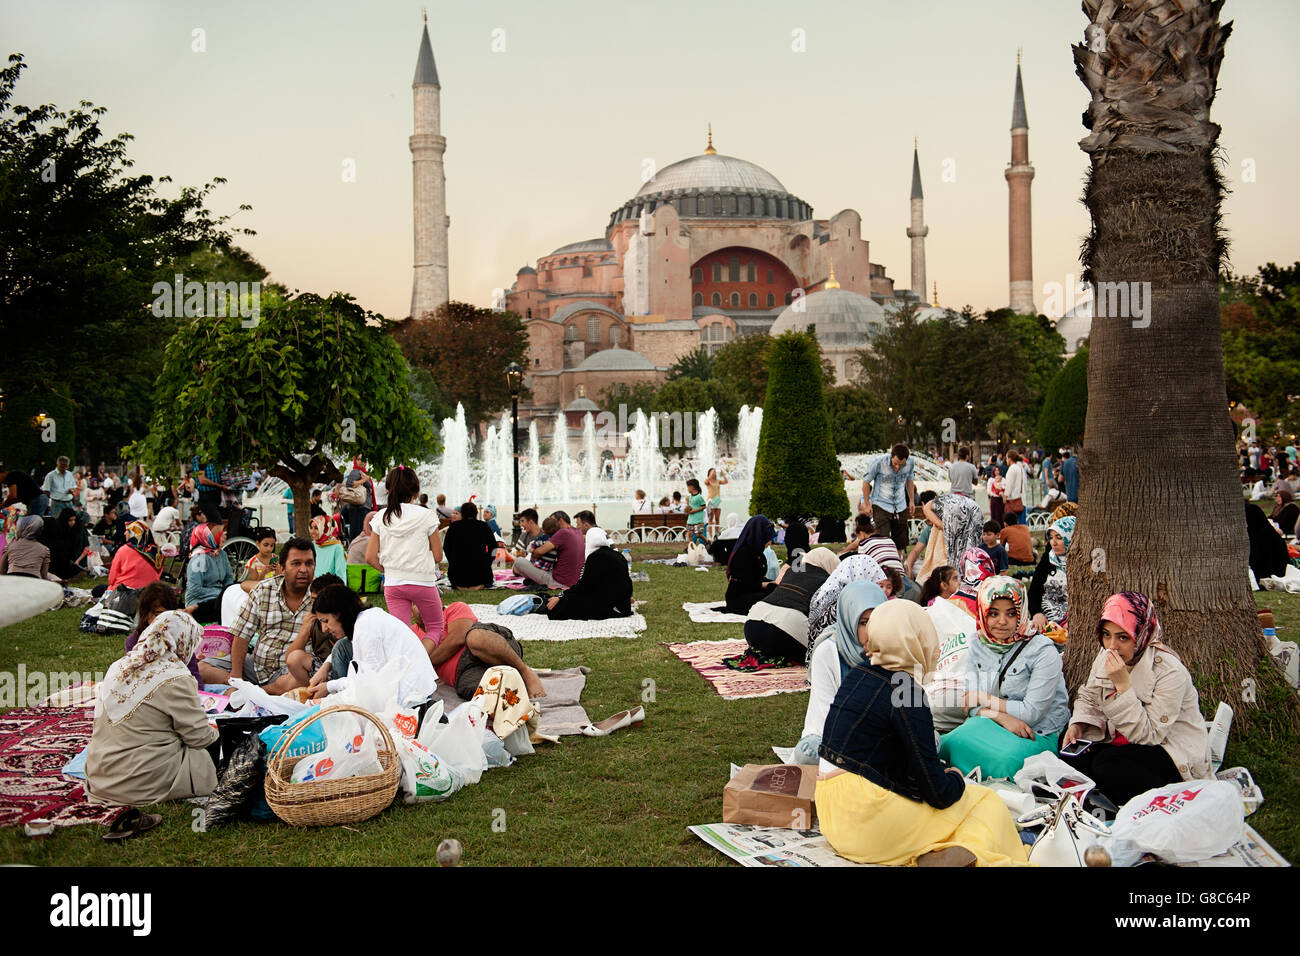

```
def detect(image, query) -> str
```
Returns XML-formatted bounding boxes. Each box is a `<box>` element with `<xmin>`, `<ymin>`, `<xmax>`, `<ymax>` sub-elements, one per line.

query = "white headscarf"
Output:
<box><xmin>718</xmin><ymin>513</ymin><xmax>742</xmax><ymax>540</ymax></box>
<box><xmin>97</xmin><ymin>611</ymin><xmax>203</xmax><ymax>725</ymax></box>
<box><xmin>584</xmin><ymin>526</ymin><xmax>609</xmax><ymax>558</ymax></box>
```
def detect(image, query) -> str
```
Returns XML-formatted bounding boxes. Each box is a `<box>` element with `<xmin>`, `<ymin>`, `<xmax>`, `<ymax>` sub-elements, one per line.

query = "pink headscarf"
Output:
<box><xmin>1097</xmin><ymin>592</ymin><xmax>1162</xmax><ymax>663</ymax></box>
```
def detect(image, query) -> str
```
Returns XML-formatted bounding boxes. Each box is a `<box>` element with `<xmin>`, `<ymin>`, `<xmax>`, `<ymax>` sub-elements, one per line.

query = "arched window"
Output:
<box><xmin>712</xmin><ymin>263</ymin><xmax>722</xmax><ymax>282</ymax></box>
<box><xmin>747</xmin><ymin>264</ymin><xmax>756</xmax><ymax>282</ymax></box>
<box><xmin>586</xmin><ymin>316</ymin><xmax>600</xmax><ymax>343</ymax></box>
<box><xmin>730</xmin><ymin>292</ymin><xmax>740</xmax><ymax>307</ymax></box>
<box><xmin>712</xmin><ymin>292</ymin><xmax>722</xmax><ymax>307</ymax></box>
<box><xmin>767</xmin><ymin>293</ymin><xmax>775</xmax><ymax>307</ymax></box>
<box><xmin>565</xmin><ymin>324</ymin><xmax>578</xmax><ymax>341</ymax></box>
<box><xmin>692</xmin><ymin>267</ymin><xmax>703</xmax><ymax>283</ymax></box>
<box><xmin>749</xmin><ymin>293</ymin><xmax>758</xmax><ymax>307</ymax></box>
<box><xmin>694</xmin><ymin>292</ymin><xmax>703</xmax><ymax>306</ymax></box>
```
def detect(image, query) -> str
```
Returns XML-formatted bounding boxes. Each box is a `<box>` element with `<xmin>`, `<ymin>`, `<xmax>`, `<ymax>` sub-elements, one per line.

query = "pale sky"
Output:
<box><xmin>5</xmin><ymin>0</ymin><xmax>1297</xmax><ymax>319</ymax></box>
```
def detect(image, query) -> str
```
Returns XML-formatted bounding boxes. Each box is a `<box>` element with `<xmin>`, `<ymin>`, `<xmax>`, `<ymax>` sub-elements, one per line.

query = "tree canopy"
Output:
<box><xmin>127</xmin><ymin>290</ymin><xmax>437</xmax><ymax>536</ymax></box>
<box><xmin>1037</xmin><ymin>348</ymin><xmax>1088</xmax><ymax>449</ymax></box>
<box><xmin>824</xmin><ymin>384</ymin><xmax>887</xmax><ymax>453</ymax></box>
<box><xmin>1220</xmin><ymin>263</ymin><xmax>1300</xmax><ymax>439</ymax></box>
<box><xmin>393</xmin><ymin>301</ymin><xmax>530</xmax><ymax>433</ymax></box>
<box><xmin>0</xmin><ymin>53</ymin><xmax>255</xmax><ymax>465</ymax></box>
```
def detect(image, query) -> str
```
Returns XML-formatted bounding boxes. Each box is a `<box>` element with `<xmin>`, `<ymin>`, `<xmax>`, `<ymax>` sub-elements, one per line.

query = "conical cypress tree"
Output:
<box><xmin>750</xmin><ymin>330</ymin><xmax>850</xmax><ymax>520</ymax></box>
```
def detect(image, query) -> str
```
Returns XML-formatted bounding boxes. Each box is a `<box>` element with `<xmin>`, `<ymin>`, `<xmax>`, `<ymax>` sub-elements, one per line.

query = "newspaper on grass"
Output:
<box><xmin>689</xmin><ymin>822</ymin><xmax>874</xmax><ymax>867</ymax></box>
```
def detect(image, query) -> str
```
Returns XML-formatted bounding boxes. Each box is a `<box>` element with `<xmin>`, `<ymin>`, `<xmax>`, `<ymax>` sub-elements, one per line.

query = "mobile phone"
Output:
<box><xmin>1060</xmin><ymin>739</ymin><xmax>1092</xmax><ymax>757</ymax></box>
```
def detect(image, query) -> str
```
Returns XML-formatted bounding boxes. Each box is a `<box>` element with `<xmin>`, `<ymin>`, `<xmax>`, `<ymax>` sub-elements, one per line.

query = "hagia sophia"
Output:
<box><xmin>407</xmin><ymin>22</ymin><xmax>1038</xmax><ymax>428</ymax></box>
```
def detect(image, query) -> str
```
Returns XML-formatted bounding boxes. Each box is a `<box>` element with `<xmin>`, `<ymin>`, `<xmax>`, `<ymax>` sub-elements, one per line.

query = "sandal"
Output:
<box><xmin>102</xmin><ymin>808</ymin><xmax>162</xmax><ymax>842</ymax></box>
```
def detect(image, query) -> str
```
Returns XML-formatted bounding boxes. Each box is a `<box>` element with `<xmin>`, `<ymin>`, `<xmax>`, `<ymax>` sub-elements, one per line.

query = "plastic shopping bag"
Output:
<box><xmin>1110</xmin><ymin>780</ymin><xmax>1245</xmax><ymax>863</ymax></box>
<box><xmin>923</xmin><ymin>598</ymin><xmax>975</xmax><ymax>709</ymax></box>
<box><xmin>329</xmin><ymin>656</ymin><xmax>406</xmax><ymax>712</ymax></box>
<box><xmin>418</xmin><ymin>698</ymin><xmax>488</xmax><ymax>785</ymax></box>
<box><xmin>258</xmin><ymin>704</ymin><xmax>327</xmax><ymax>760</ymax></box>
<box><xmin>1013</xmin><ymin>751</ymin><xmax>1096</xmax><ymax>800</ymax></box>
<box><xmin>289</xmin><ymin>710</ymin><xmax>381</xmax><ymax>783</ymax></box>
<box><xmin>394</xmin><ymin>737</ymin><xmax>463</xmax><ymax>803</ymax></box>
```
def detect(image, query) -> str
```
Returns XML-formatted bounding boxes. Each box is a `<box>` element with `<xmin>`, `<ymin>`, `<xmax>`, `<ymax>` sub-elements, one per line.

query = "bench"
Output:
<box><xmin>625</xmin><ymin>512</ymin><xmax>690</xmax><ymax>543</ymax></box>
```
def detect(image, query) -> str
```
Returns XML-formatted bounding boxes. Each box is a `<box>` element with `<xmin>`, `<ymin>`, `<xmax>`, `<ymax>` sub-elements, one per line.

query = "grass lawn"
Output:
<box><xmin>1</xmin><ymin>560</ymin><xmax>1297</xmax><ymax>867</ymax></box>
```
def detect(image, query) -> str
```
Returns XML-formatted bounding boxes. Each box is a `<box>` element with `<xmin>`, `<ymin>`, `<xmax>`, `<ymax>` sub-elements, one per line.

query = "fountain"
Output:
<box><xmin>695</xmin><ymin>408</ymin><xmax>719</xmax><ymax>481</ymax></box>
<box><xmin>737</xmin><ymin>405</ymin><xmax>763</xmax><ymax>482</ymax></box>
<box><xmin>527</xmin><ymin>420</ymin><xmax>540</xmax><ymax>509</ymax></box>
<box><xmin>626</xmin><ymin>408</ymin><xmax>659</xmax><ymax>502</ymax></box>
<box><xmin>438</xmin><ymin>404</ymin><xmax>472</xmax><ymax>507</ymax></box>
<box><xmin>581</xmin><ymin>412</ymin><xmax>598</xmax><ymax>506</ymax></box>
<box><xmin>553</xmin><ymin>410</ymin><xmax>571</xmax><ymax>503</ymax></box>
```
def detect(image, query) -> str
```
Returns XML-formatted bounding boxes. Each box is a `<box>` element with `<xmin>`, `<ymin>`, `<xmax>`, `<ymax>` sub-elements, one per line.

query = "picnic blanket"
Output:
<box><xmin>664</xmin><ymin>639</ymin><xmax>810</xmax><ymax>700</ymax></box>
<box><xmin>0</xmin><ymin>707</ymin><xmax>123</xmax><ymax>828</ymax></box>
<box><xmin>467</xmin><ymin>604</ymin><xmax>646</xmax><ymax>641</ymax></box>
<box><xmin>429</xmin><ymin>666</ymin><xmax>592</xmax><ymax>737</ymax></box>
<box><xmin>682</xmin><ymin>602</ymin><xmax>748</xmax><ymax>624</ymax></box>
<box><xmin>491</xmin><ymin>569</ymin><xmax>530</xmax><ymax>590</ymax></box>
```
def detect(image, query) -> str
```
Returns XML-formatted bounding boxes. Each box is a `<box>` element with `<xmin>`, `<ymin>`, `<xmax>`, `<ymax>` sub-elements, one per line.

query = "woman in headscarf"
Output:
<box><xmin>44</xmin><ymin>507</ymin><xmax>89</xmax><ymax>580</ymax></box>
<box><xmin>782</xmin><ymin>515</ymin><xmax>810</xmax><ymax>562</ymax></box>
<box><xmin>792</xmin><ymin>579</ymin><xmax>887</xmax><ymax>764</ymax></box>
<box><xmin>1060</xmin><ymin>592</ymin><xmax>1211</xmax><ymax>805</ymax></box>
<box><xmin>1246</xmin><ymin>502</ymin><xmax>1288</xmax><ymax>587</ymax></box>
<box><xmin>184</xmin><ymin>524</ymin><xmax>233</xmax><ymax>624</ymax></box>
<box><xmin>948</xmin><ymin>547</ymin><xmax>995</xmax><ymax>618</ymax></box>
<box><xmin>727</xmin><ymin>547</ymin><xmax>840</xmax><ymax>670</ymax></box>
<box><xmin>1269</xmin><ymin>487</ymin><xmax>1298</xmax><ymax>538</ymax></box>
<box><xmin>1048</xmin><ymin>501</ymin><xmax>1078</xmax><ymax>524</ymax></box>
<box><xmin>0</xmin><ymin>514</ymin><xmax>53</xmax><ymax>580</ymax></box>
<box><xmin>546</xmin><ymin>543</ymin><xmax>633</xmax><ymax>620</ymax></box>
<box><xmin>1029</xmin><ymin>515</ymin><xmax>1073</xmax><ymax>638</ymax></box>
<box><xmin>987</xmin><ymin>466</ymin><xmax>1005</xmax><ymax>525</ymax></box>
<box><xmin>815</xmin><ymin>599</ymin><xmax>1029</xmax><ymax>866</ymax></box>
<box><xmin>85</xmin><ymin>610</ymin><xmax>218</xmax><ymax>807</ymax></box>
<box><xmin>805</xmin><ymin>553</ymin><xmax>891</xmax><ymax>660</ymax></box>
<box><xmin>310</xmin><ymin>513</ymin><xmax>348</xmax><ymax>582</ymax></box>
<box><xmin>720</xmin><ymin>515</ymin><xmax>777</xmax><ymax>615</ymax></box>
<box><xmin>106</xmin><ymin>520</ymin><xmax>163</xmax><ymax>591</ymax></box>
<box><xmin>923</xmin><ymin>493</ymin><xmax>984</xmax><ymax>569</ymax></box>
<box><xmin>937</xmin><ymin>576</ymin><xmax>1069</xmax><ymax>778</ymax></box>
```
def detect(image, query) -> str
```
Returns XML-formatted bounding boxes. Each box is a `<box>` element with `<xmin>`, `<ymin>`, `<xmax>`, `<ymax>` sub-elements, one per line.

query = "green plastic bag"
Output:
<box><xmin>346</xmin><ymin>563</ymin><xmax>382</xmax><ymax>594</ymax></box>
<box><xmin>939</xmin><ymin>716</ymin><xmax>1056</xmax><ymax>780</ymax></box>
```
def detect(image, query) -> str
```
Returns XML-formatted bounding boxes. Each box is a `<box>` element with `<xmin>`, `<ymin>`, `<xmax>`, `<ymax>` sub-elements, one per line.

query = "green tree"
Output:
<box><xmin>0</xmin><ymin>389</ymin><xmax>75</xmax><ymax>474</ymax></box>
<box><xmin>127</xmin><ymin>290</ymin><xmax>437</xmax><ymax>537</ymax></box>
<box><xmin>0</xmin><ymin>54</ymin><xmax>252</xmax><ymax>465</ymax></box>
<box><xmin>824</xmin><ymin>384</ymin><xmax>886</xmax><ymax>453</ymax></box>
<box><xmin>652</xmin><ymin>377</ymin><xmax>742</xmax><ymax>450</ymax></box>
<box><xmin>667</xmin><ymin>346</ymin><xmax>715</xmax><ymax>382</ymax></box>
<box><xmin>751</xmin><ymin>331</ymin><xmax>849</xmax><ymax>520</ymax></box>
<box><xmin>713</xmin><ymin>333</ymin><xmax>773</xmax><ymax>407</ymax></box>
<box><xmin>1037</xmin><ymin>348</ymin><xmax>1088</xmax><ymax>449</ymax></box>
<box><xmin>597</xmin><ymin>381</ymin><xmax>658</xmax><ymax>417</ymax></box>
<box><xmin>393</xmin><ymin>302</ymin><xmax>530</xmax><ymax>434</ymax></box>
<box><xmin>1220</xmin><ymin>263</ymin><xmax>1300</xmax><ymax>437</ymax></box>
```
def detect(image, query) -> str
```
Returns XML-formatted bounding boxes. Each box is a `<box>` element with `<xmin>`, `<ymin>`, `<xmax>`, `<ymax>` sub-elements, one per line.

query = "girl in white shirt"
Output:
<box><xmin>366</xmin><ymin>466</ymin><xmax>445</xmax><ymax>643</ymax></box>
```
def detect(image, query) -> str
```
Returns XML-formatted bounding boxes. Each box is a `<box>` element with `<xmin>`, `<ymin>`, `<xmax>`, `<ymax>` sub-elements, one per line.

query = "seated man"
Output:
<box><xmin>574</xmin><ymin>509</ymin><xmax>606</xmax><ymax>557</ymax></box>
<box><xmin>198</xmin><ymin>537</ymin><xmax>316</xmax><ymax>692</ymax></box>
<box><xmin>422</xmin><ymin>602</ymin><xmax>547</xmax><ymax>701</ymax></box>
<box><xmin>442</xmin><ymin>500</ymin><xmax>496</xmax><ymax>589</ymax></box>
<box><xmin>512</xmin><ymin>510</ymin><xmax>583</xmax><ymax>590</ymax></box>
<box><xmin>998</xmin><ymin>517</ymin><xmax>1036</xmax><ymax>566</ymax></box>
<box><xmin>512</xmin><ymin>507</ymin><xmax>540</xmax><ymax>552</ymax></box>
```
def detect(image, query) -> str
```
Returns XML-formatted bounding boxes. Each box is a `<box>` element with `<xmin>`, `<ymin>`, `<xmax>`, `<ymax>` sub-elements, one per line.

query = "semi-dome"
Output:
<box><xmin>576</xmin><ymin>348</ymin><xmax>656</xmax><ymax>371</ymax></box>
<box><xmin>548</xmin><ymin>238</ymin><xmax>613</xmax><ymax>257</ymax></box>
<box><xmin>770</xmin><ymin>288</ymin><xmax>886</xmax><ymax>348</ymax></box>
<box><xmin>564</xmin><ymin>397</ymin><xmax>600</xmax><ymax>413</ymax></box>
<box><xmin>635</xmin><ymin>154</ymin><xmax>787</xmax><ymax>198</ymax></box>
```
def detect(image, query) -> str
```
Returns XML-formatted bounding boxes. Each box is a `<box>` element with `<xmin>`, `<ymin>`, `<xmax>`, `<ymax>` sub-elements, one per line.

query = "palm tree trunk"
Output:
<box><xmin>1064</xmin><ymin>1</ymin><xmax>1296</xmax><ymax>732</ymax></box>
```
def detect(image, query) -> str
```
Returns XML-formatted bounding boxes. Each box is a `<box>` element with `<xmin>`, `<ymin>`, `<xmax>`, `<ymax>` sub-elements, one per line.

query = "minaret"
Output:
<box><xmin>410</xmin><ymin>15</ymin><xmax>448</xmax><ymax>319</ymax></box>
<box><xmin>1006</xmin><ymin>53</ymin><xmax>1035</xmax><ymax>314</ymax></box>
<box><xmin>906</xmin><ymin>140</ymin><xmax>929</xmax><ymax>305</ymax></box>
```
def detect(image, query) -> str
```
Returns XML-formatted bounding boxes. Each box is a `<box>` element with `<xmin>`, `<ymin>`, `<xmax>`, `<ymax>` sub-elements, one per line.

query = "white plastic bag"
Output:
<box><xmin>418</xmin><ymin>699</ymin><xmax>489</xmax><ymax>785</ymax></box>
<box><xmin>1013</xmin><ymin>751</ymin><xmax>1095</xmax><ymax>800</ymax></box>
<box><xmin>329</xmin><ymin>656</ymin><xmax>405</xmax><ymax>713</ymax></box>
<box><xmin>379</xmin><ymin>704</ymin><xmax>421</xmax><ymax>742</ymax></box>
<box><xmin>290</xmin><ymin>712</ymin><xmax>382</xmax><ymax>783</ymax></box>
<box><xmin>923</xmin><ymin>598</ymin><xmax>976</xmax><ymax>708</ymax></box>
<box><xmin>1110</xmin><ymin>780</ymin><xmax>1245</xmax><ymax>863</ymax></box>
<box><xmin>394</xmin><ymin>737</ymin><xmax>463</xmax><ymax>803</ymax></box>
<box><xmin>228</xmin><ymin>678</ymin><xmax>310</xmax><ymax>717</ymax></box>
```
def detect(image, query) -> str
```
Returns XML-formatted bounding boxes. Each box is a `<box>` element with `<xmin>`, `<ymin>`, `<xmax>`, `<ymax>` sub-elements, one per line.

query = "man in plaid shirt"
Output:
<box><xmin>198</xmin><ymin>538</ymin><xmax>316</xmax><ymax>691</ymax></box>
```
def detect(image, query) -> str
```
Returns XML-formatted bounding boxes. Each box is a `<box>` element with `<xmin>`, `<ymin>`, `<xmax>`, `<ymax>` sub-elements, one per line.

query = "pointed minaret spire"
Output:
<box><xmin>1006</xmin><ymin>56</ymin><xmax>1035</xmax><ymax>313</ymax></box>
<box><xmin>933</xmin><ymin>281</ymin><xmax>939</xmax><ymax>308</ymax></box>
<box><xmin>410</xmin><ymin>18</ymin><xmax>448</xmax><ymax>318</ymax></box>
<box><xmin>906</xmin><ymin>140</ymin><xmax>929</xmax><ymax>305</ymax></box>
<box><xmin>825</xmin><ymin>260</ymin><xmax>840</xmax><ymax>290</ymax></box>
<box><xmin>704</xmin><ymin>123</ymin><xmax>716</xmax><ymax>155</ymax></box>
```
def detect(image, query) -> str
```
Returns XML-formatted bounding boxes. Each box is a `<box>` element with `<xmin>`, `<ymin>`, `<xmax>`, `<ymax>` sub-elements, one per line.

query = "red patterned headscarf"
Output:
<box><xmin>975</xmin><ymin>576</ymin><xmax>1030</xmax><ymax>651</ymax></box>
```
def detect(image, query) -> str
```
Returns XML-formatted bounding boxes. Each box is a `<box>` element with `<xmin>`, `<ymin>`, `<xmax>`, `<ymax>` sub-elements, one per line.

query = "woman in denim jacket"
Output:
<box><xmin>817</xmin><ymin>597</ymin><xmax>1028</xmax><ymax>866</ymax></box>
<box><xmin>938</xmin><ymin>577</ymin><xmax>1069</xmax><ymax>776</ymax></box>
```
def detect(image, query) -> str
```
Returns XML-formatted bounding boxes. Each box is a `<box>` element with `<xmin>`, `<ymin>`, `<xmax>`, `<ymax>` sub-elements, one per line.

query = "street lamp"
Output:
<box><xmin>505</xmin><ymin>362</ymin><xmax>524</xmax><ymax>545</ymax></box>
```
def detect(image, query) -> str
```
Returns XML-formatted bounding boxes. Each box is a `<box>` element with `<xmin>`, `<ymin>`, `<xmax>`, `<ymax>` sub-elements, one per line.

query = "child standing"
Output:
<box><xmin>686</xmin><ymin>479</ymin><xmax>709</xmax><ymax>546</ymax></box>
<box><xmin>704</xmin><ymin>468</ymin><xmax>728</xmax><ymax>539</ymax></box>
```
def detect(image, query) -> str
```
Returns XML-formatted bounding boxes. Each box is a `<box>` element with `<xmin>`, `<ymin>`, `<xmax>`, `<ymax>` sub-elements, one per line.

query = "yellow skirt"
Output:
<box><xmin>816</xmin><ymin>772</ymin><xmax>1031</xmax><ymax>867</ymax></box>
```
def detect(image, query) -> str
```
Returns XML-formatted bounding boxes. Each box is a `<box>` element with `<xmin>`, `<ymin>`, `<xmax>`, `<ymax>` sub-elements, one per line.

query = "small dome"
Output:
<box><xmin>770</xmin><ymin>288</ymin><xmax>886</xmax><ymax>348</ymax></box>
<box><xmin>577</xmin><ymin>348</ymin><xmax>656</xmax><ymax>371</ymax></box>
<box><xmin>565</xmin><ymin>397</ymin><xmax>600</xmax><ymax>413</ymax></box>
<box><xmin>516</xmin><ymin>265</ymin><xmax>536</xmax><ymax>275</ymax></box>
<box><xmin>548</xmin><ymin>238</ymin><xmax>613</xmax><ymax>256</ymax></box>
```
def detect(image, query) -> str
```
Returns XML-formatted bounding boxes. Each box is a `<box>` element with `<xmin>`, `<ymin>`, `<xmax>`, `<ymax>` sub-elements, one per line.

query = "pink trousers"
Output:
<box><xmin>384</xmin><ymin>583</ymin><xmax>446</xmax><ymax>643</ymax></box>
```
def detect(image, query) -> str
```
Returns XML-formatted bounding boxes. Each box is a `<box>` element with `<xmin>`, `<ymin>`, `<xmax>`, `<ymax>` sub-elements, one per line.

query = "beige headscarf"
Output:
<box><xmin>97</xmin><ymin>610</ymin><xmax>203</xmax><ymax>724</ymax></box>
<box><xmin>801</xmin><ymin>547</ymin><xmax>840</xmax><ymax>575</ymax></box>
<box><xmin>865</xmin><ymin>600</ymin><xmax>939</xmax><ymax>684</ymax></box>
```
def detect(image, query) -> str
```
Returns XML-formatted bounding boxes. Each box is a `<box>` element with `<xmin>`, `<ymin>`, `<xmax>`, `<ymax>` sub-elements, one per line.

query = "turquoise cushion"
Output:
<box><xmin>939</xmin><ymin>716</ymin><xmax>1056</xmax><ymax>779</ymax></box>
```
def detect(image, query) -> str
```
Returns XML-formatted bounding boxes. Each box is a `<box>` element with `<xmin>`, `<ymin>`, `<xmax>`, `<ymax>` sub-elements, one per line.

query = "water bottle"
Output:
<box><xmin>622</xmin><ymin>548</ymin><xmax>632</xmax><ymax>564</ymax></box>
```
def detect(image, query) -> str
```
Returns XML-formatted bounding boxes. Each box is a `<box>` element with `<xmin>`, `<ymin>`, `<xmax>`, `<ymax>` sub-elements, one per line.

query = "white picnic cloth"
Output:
<box><xmin>466</xmin><ymin>605</ymin><xmax>646</xmax><ymax>641</ymax></box>
<box><xmin>682</xmin><ymin>601</ymin><xmax>748</xmax><ymax>624</ymax></box>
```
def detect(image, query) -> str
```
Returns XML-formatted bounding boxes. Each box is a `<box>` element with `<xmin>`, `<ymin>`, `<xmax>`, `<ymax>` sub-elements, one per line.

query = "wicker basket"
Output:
<box><xmin>264</xmin><ymin>704</ymin><xmax>400</xmax><ymax>827</ymax></box>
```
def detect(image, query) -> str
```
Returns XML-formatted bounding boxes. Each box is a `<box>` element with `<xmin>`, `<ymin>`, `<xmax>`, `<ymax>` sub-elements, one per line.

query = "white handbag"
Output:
<box><xmin>1026</xmin><ymin>793</ymin><xmax>1111</xmax><ymax>867</ymax></box>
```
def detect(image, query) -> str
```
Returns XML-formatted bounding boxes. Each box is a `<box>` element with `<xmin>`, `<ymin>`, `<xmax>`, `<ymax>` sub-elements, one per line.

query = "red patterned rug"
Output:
<box><xmin>0</xmin><ymin>707</ymin><xmax>123</xmax><ymax>828</ymax></box>
<box><xmin>663</xmin><ymin>640</ymin><xmax>810</xmax><ymax>700</ymax></box>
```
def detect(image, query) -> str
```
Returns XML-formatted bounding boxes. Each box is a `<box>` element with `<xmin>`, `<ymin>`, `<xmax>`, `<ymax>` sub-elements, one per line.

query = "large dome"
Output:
<box><xmin>635</xmin><ymin>154</ymin><xmax>786</xmax><ymax>197</ymax></box>
<box><xmin>609</xmin><ymin>151</ymin><xmax>810</xmax><ymax>227</ymax></box>
<box><xmin>770</xmin><ymin>288</ymin><xmax>886</xmax><ymax>349</ymax></box>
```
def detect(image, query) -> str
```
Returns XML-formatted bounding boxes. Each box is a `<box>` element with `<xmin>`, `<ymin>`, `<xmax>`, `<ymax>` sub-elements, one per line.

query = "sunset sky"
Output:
<box><xmin>5</xmin><ymin>0</ymin><xmax>1297</xmax><ymax>319</ymax></box>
